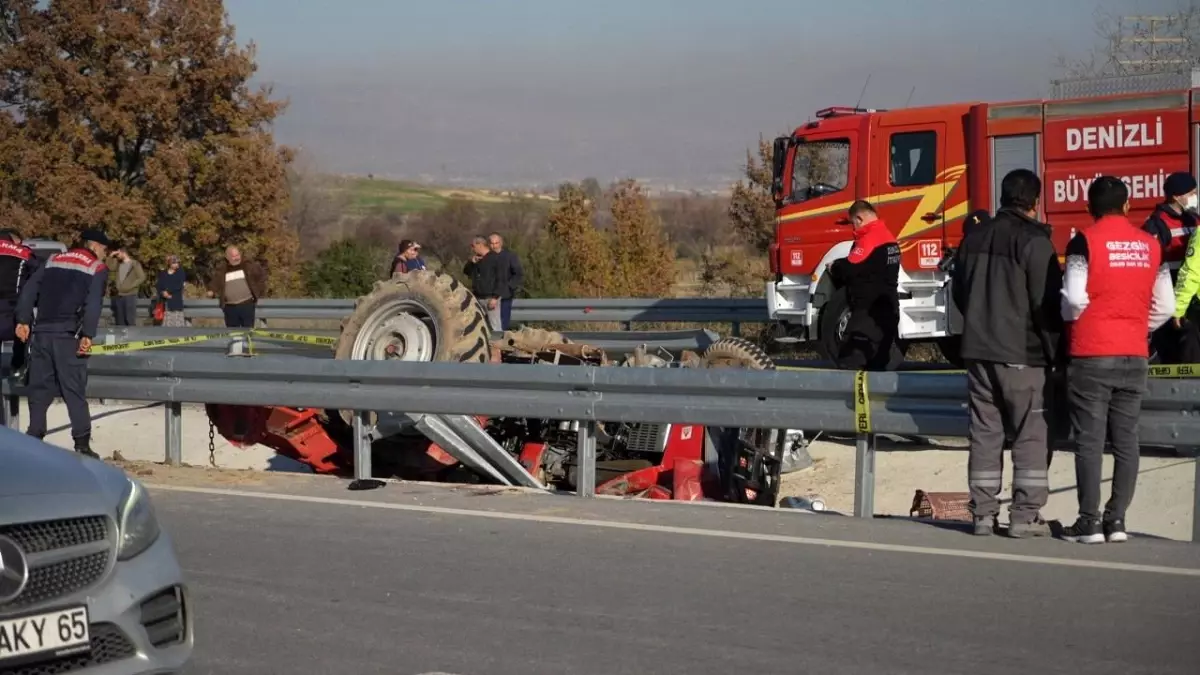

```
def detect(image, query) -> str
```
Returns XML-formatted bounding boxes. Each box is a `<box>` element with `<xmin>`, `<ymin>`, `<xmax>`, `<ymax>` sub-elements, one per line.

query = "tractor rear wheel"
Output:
<box><xmin>334</xmin><ymin>270</ymin><xmax>491</xmax><ymax>425</ymax></box>
<box><xmin>700</xmin><ymin>337</ymin><xmax>776</xmax><ymax>370</ymax></box>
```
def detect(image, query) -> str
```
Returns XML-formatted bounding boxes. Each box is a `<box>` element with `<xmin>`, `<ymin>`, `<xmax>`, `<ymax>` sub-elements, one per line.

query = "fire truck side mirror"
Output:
<box><xmin>770</xmin><ymin>136</ymin><xmax>790</xmax><ymax>204</ymax></box>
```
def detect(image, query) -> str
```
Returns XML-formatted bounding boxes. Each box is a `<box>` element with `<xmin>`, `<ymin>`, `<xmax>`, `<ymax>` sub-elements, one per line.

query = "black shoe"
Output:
<box><xmin>1103</xmin><ymin>519</ymin><xmax>1129</xmax><ymax>543</ymax></box>
<box><xmin>1061</xmin><ymin>518</ymin><xmax>1104</xmax><ymax>544</ymax></box>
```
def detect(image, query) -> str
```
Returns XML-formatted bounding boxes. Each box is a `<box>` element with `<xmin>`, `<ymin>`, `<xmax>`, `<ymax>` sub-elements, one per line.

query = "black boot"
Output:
<box><xmin>73</xmin><ymin>435</ymin><xmax>100</xmax><ymax>459</ymax></box>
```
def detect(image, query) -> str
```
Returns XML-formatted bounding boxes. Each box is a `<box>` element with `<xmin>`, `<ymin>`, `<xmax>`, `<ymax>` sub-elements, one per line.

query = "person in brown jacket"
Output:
<box><xmin>207</xmin><ymin>246</ymin><xmax>267</xmax><ymax>328</ymax></box>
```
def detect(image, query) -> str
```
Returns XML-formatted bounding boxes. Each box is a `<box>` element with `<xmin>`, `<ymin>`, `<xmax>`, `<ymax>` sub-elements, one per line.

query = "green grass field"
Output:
<box><xmin>326</xmin><ymin>175</ymin><xmax>555</xmax><ymax>217</ymax></box>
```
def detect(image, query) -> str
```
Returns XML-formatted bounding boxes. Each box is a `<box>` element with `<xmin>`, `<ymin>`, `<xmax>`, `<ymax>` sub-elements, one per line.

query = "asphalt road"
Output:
<box><xmin>155</xmin><ymin>481</ymin><xmax>1200</xmax><ymax>675</ymax></box>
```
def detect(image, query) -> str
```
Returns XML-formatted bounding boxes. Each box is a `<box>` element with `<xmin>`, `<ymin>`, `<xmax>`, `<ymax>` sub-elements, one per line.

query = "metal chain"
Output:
<box><xmin>208</xmin><ymin>419</ymin><xmax>218</xmax><ymax>468</ymax></box>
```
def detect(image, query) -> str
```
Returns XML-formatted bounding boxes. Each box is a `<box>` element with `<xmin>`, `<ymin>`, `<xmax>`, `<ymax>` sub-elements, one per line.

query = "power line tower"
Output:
<box><xmin>1110</xmin><ymin>14</ymin><xmax>1196</xmax><ymax>74</ymax></box>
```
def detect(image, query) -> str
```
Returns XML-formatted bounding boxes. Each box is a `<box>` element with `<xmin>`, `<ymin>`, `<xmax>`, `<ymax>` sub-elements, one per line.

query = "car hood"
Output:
<box><xmin>0</xmin><ymin>429</ymin><xmax>103</xmax><ymax>497</ymax></box>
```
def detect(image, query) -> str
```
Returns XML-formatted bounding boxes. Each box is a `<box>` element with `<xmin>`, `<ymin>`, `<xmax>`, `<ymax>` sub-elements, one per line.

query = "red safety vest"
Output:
<box><xmin>1069</xmin><ymin>215</ymin><xmax>1161</xmax><ymax>358</ymax></box>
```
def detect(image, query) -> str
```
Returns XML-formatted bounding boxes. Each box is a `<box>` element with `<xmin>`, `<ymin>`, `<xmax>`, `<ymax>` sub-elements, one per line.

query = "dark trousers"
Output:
<box><xmin>111</xmin><ymin>295</ymin><xmax>137</xmax><ymax>326</ymax></box>
<box><xmin>838</xmin><ymin>330</ymin><xmax>898</xmax><ymax>371</ymax></box>
<box><xmin>26</xmin><ymin>333</ymin><xmax>91</xmax><ymax>444</ymax></box>
<box><xmin>0</xmin><ymin>313</ymin><xmax>25</xmax><ymax>373</ymax></box>
<box><xmin>965</xmin><ymin>360</ymin><xmax>1051</xmax><ymax>524</ymax></box>
<box><xmin>499</xmin><ymin>298</ymin><xmax>513</xmax><ymax>331</ymax></box>
<box><xmin>223</xmin><ymin>302</ymin><xmax>256</xmax><ymax>328</ymax></box>
<box><xmin>1068</xmin><ymin>356</ymin><xmax>1147</xmax><ymax>523</ymax></box>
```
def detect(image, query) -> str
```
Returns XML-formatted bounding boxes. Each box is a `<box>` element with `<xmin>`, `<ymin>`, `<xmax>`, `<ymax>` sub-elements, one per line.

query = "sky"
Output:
<box><xmin>226</xmin><ymin>0</ymin><xmax>1187</xmax><ymax>189</ymax></box>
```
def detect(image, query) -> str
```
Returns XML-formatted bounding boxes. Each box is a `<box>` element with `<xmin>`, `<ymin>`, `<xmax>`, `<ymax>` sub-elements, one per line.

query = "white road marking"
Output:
<box><xmin>146</xmin><ymin>483</ymin><xmax>1200</xmax><ymax>578</ymax></box>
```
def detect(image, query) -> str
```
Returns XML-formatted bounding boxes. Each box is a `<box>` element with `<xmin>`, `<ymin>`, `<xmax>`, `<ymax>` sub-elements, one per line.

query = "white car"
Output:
<box><xmin>0</xmin><ymin>428</ymin><xmax>193</xmax><ymax>673</ymax></box>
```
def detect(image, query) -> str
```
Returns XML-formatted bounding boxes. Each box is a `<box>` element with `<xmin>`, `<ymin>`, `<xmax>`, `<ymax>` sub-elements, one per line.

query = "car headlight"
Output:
<box><xmin>117</xmin><ymin>480</ymin><xmax>161</xmax><ymax>561</ymax></box>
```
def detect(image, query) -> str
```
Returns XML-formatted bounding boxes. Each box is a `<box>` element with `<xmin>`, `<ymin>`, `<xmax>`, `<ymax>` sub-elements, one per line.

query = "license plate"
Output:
<box><xmin>0</xmin><ymin>606</ymin><xmax>90</xmax><ymax>664</ymax></box>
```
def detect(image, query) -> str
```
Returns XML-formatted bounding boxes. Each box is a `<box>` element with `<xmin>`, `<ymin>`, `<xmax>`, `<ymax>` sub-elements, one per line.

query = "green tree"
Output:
<box><xmin>608</xmin><ymin>179</ymin><xmax>674</xmax><ymax>297</ymax></box>
<box><xmin>502</xmin><ymin>229</ymin><xmax>573</xmax><ymax>298</ymax></box>
<box><xmin>302</xmin><ymin>238</ymin><xmax>388</xmax><ymax>298</ymax></box>
<box><xmin>0</xmin><ymin>0</ymin><xmax>298</xmax><ymax>293</ymax></box>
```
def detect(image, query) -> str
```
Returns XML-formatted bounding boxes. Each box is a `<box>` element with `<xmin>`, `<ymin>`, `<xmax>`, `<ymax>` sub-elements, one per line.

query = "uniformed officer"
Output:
<box><xmin>0</xmin><ymin>229</ymin><xmax>39</xmax><ymax>374</ymax></box>
<box><xmin>828</xmin><ymin>200</ymin><xmax>902</xmax><ymax>370</ymax></box>
<box><xmin>14</xmin><ymin>229</ymin><xmax>111</xmax><ymax>457</ymax></box>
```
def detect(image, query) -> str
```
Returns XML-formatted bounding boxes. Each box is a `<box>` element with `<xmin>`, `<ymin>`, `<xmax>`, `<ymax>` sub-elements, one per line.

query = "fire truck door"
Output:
<box><xmin>877</xmin><ymin>121</ymin><xmax>948</xmax><ymax>247</ymax></box>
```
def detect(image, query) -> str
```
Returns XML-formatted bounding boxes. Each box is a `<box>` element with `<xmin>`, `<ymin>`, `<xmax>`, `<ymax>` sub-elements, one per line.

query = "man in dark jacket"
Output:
<box><xmin>0</xmin><ymin>229</ymin><xmax>39</xmax><ymax>373</ymax></box>
<box><xmin>827</xmin><ymin>200</ymin><xmax>901</xmax><ymax>371</ymax></box>
<box><xmin>1142</xmin><ymin>171</ymin><xmax>1197</xmax><ymax>363</ymax></box>
<box><xmin>487</xmin><ymin>232</ymin><xmax>523</xmax><ymax>330</ymax></box>
<box><xmin>950</xmin><ymin>168</ymin><xmax>1061</xmax><ymax>538</ymax></box>
<box><xmin>464</xmin><ymin>235</ymin><xmax>500</xmax><ymax>330</ymax></box>
<box><xmin>15</xmin><ymin>228</ymin><xmax>111</xmax><ymax>457</ymax></box>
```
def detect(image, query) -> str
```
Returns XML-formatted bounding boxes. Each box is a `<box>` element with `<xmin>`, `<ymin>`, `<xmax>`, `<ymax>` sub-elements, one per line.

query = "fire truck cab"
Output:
<box><xmin>766</xmin><ymin>75</ymin><xmax>1200</xmax><ymax>365</ymax></box>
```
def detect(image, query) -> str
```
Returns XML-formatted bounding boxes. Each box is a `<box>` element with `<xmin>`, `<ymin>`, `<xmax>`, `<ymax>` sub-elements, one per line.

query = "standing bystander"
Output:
<box><xmin>110</xmin><ymin>245</ymin><xmax>145</xmax><ymax>326</ymax></box>
<box><xmin>950</xmin><ymin>169</ymin><xmax>1062</xmax><ymax>538</ymax></box>
<box><xmin>1142</xmin><ymin>171</ymin><xmax>1198</xmax><ymax>363</ymax></box>
<box><xmin>487</xmin><ymin>232</ymin><xmax>523</xmax><ymax>330</ymax></box>
<box><xmin>156</xmin><ymin>255</ymin><xmax>187</xmax><ymax>327</ymax></box>
<box><xmin>1060</xmin><ymin>176</ymin><xmax>1175</xmax><ymax>544</ymax></box>
<box><xmin>208</xmin><ymin>246</ymin><xmax>267</xmax><ymax>328</ymax></box>
<box><xmin>464</xmin><ymin>235</ymin><xmax>501</xmax><ymax>330</ymax></box>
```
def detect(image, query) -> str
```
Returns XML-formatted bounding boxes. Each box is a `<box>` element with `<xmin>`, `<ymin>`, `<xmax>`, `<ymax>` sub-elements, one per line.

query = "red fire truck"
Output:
<box><xmin>766</xmin><ymin>71</ymin><xmax>1199</xmax><ymax>366</ymax></box>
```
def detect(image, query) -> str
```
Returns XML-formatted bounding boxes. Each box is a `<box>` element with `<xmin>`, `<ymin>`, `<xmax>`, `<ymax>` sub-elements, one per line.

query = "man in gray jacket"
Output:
<box><xmin>110</xmin><ymin>245</ymin><xmax>145</xmax><ymax>326</ymax></box>
<box><xmin>950</xmin><ymin>169</ymin><xmax>1063</xmax><ymax>539</ymax></box>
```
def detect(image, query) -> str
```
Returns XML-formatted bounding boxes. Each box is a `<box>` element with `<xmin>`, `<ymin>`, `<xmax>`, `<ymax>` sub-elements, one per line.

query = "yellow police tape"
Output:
<box><xmin>86</xmin><ymin>329</ymin><xmax>337</xmax><ymax>355</ymax></box>
<box><xmin>779</xmin><ymin>361</ymin><xmax>1200</xmax><ymax>437</ymax></box>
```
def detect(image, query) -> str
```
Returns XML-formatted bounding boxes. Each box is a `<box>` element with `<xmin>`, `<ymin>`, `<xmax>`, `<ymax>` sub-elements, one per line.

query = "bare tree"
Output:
<box><xmin>1057</xmin><ymin>5</ymin><xmax>1200</xmax><ymax>78</ymax></box>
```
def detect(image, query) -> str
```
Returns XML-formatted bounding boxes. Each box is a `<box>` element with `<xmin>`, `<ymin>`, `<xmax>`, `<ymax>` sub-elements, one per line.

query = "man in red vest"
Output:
<box><xmin>1060</xmin><ymin>176</ymin><xmax>1175</xmax><ymax>544</ymax></box>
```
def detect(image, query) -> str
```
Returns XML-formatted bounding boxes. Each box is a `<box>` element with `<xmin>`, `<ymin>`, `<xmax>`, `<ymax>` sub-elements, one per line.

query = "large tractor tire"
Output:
<box><xmin>700</xmin><ymin>337</ymin><xmax>776</xmax><ymax>370</ymax></box>
<box><xmin>334</xmin><ymin>270</ymin><xmax>491</xmax><ymax>426</ymax></box>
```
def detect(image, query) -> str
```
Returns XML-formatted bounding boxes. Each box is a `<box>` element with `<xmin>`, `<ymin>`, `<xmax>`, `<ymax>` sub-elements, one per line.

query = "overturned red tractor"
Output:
<box><xmin>207</xmin><ymin>270</ymin><xmax>799</xmax><ymax>505</ymax></box>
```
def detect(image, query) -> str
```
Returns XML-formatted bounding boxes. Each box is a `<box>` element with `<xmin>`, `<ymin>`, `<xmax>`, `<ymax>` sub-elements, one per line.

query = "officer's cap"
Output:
<box><xmin>1164</xmin><ymin>172</ymin><xmax>1197</xmax><ymax>199</ymax></box>
<box><xmin>80</xmin><ymin>228</ymin><xmax>113</xmax><ymax>248</ymax></box>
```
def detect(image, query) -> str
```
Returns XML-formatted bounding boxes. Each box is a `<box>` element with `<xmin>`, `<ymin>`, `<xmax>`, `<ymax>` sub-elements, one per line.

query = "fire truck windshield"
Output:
<box><xmin>790</xmin><ymin>138</ymin><xmax>850</xmax><ymax>203</ymax></box>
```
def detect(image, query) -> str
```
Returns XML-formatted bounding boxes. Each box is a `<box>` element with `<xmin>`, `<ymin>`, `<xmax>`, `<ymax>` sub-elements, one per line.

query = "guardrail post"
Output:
<box><xmin>576</xmin><ymin>421</ymin><xmax>597</xmax><ymax>497</ymax></box>
<box><xmin>348</xmin><ymin>410</ymin><xmax>387</xmax><ymax>491</ymax></box>
<box><xmin>1193</xmin><ymin>456</ymin><xmax>1200</xmax><ymax>544</ymax></box>
<box><xmin>731</xmin><ymin>322</ymin><xmax>741</xmax><ymax>338</ymax></box>
<box><xmin>619</xmin><ymin>321</ymin><xmax>631</xmax><ymax>332</ymax></box>
<box><xmin>853</xmin><ymin>432</ymin><xmax>876</xmax><ymax>518</ymax></box>
<box><xmin>163</xmin><ymin>402</ymin><xmax>182</xmax><ymax>466</ymax></box>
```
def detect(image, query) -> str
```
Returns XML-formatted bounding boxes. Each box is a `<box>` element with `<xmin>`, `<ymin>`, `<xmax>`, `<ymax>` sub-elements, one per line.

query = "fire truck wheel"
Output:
<box><xmin>334</xmin><ymin>269</ymin><xmax>491</xmax><ymax>426</ymax></box>
<box><xmin>701</xmin><ymin>337</ymin><xmax>776</xmax><ymax>370</ymax></box>
<box><xmin>817</xmin><ymin>288</ymin><xmax>852</xmax><ymax>364</ymax></box>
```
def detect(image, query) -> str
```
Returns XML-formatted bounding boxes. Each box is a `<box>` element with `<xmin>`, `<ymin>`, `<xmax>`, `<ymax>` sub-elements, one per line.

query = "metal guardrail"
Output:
<box><xmin>102</xmin><ymin>297</ymin><xmax>771</xmax><ymax>330</ymax></box>
<box><xmin>2</xmin><ymin>350</ymin><xmax>1198</xmax><ymax>540</ymax></box>
<box><xmin>89</xmin><ymin>326</ymin><xmax>724</xmax><ymax>356</ymax></box>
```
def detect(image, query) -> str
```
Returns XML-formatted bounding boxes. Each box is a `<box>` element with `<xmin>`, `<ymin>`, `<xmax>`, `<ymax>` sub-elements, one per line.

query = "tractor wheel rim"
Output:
<box><xmin>352</xmin><ymin>299</ymin><xmax>438</xmax><ymax>362</ymax></box>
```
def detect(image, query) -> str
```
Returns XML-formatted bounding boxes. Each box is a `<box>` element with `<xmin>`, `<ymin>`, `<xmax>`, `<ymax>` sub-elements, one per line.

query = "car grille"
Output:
<box><xmin>0</xmin><ymin>623</ymin><xmax>136</xmax><ymax>675</ymax></box>
<box><xmin>140</xmin><ymin>586</ymin><xmax>187</xmax><ymax>648</ymax></box>
<box><xmin>0</xmin><ymin>516</ymin><xmax>107</xmax><ymax>554</ymax></box>
<box><xmin>0</xmin><ymin>516</ymin><xmax>113</xmax><ymax>610</ymax></box>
